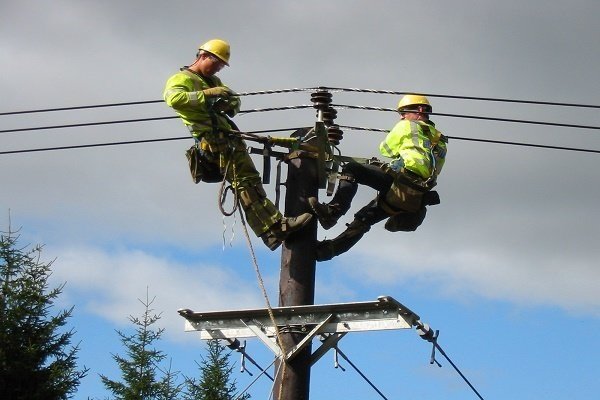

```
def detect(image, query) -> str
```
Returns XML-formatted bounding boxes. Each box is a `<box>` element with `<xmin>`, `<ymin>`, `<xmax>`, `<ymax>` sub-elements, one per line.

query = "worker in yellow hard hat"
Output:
<box><xmin>163</xmin><ymin>39</ymin><xmax>312</xmax><ymax>250</ymax></box>
<box><xmin>308</xmin><ymin>94</ymin><xmax>448</xmax><ymax>261</ymax></box>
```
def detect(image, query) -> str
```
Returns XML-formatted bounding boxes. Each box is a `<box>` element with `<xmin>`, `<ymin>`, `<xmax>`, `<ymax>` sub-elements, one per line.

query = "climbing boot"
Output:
<box><xmin>279</xmin><ymin>212</ymin><xmax>313</xmax><ymax>238</ymax></box>
<box><xmin>262</xmin><ymin>212</ymin><xmax>313</xmax><ymax>250</ymax></box>
<box><xmin>260</xmin><ymin>231</ymin><xmax>283</xmax><ymax>251</ymax></box>
<box><xmin>315</xmin><ymin>239</ymin><xmax>335</xmax><ymax>261</ymax></box>
<box><xmin>315</xmin><ymin>218</ymin><xmax>371</xmax><ymax>261</ymax></box>
<box><xmin>308</xmin><ymin>197</ymin><xmax>341</xmax><ymax>230</ymax></box>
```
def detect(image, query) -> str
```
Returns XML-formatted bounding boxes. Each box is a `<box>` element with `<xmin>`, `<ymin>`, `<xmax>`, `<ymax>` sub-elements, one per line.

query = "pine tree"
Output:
<box><xmin>100</xmin><ymin>292</ymin><xmax>182</xmax><ymax>400</ymax></box>
<box><xmin>0</xmin><ymin>226</ymin><xmax>88</xmax><ymax>399</ymax></box>
<box><xmin>184</xmin><ymin>339</ymin><xmax>250</xmax><ymax>400</ymax></box>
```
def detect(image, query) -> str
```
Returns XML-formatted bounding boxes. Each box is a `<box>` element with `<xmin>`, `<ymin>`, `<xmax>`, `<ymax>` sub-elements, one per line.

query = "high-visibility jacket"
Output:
<box><xmin>379</xmin><ymin>119</ymin><xmax>447</xmax><ymax>181</ymax></box>
<box><xmin>163</xmin><ymin>68</ymin><xmax>240</xmax><ymax>138</ymax></box>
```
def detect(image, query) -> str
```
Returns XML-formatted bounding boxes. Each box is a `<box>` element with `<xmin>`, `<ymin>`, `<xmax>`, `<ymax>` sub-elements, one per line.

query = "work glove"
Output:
<box><xmin>202</xmin><ymin>86</ymin><xmax>233</xmax><ymax>99</ymax></box>
<box><xmin>213</xmin><ymin>96</ymin><xmax>241</xmax><ymax>117</ymax></box>
<box><xmin>225</xmin><ymin>96</ymin><xmax>241</xmax><ymax>117</ymax></box>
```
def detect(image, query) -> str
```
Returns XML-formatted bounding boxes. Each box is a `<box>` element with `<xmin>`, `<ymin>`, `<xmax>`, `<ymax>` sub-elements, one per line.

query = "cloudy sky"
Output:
<box><xmin>1</xmin><ymin>1</ymin><xmax>599</xmax><ymax>399</ymax></box>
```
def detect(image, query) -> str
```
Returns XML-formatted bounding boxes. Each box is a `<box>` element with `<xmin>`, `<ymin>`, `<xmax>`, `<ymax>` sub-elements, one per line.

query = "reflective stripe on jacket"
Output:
<box><xmin>163</xmin><ymin>69</ymin><xmax>237</xmax><ymax>137</ymax></box>
<box><xmin>379</xmin><ymin>119</ymin><xmax>447</xmax><ymax>180</ymax></box>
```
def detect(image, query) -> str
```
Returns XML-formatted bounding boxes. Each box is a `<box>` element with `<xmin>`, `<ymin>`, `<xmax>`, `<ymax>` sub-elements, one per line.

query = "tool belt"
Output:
<box><xmin>185</xmin><ymin>144</ymin><xmax>224</xmax><ymax>184</ymax></box>
<box><xmin>367</xmin><ymin>159</ymin><xmax>437</xmax><ymax>214</ymax></box>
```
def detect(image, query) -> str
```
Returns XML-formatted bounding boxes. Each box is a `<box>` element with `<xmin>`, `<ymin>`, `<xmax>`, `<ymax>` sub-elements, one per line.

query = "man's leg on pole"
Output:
<box><xmin>315</xmin><ymin>198</ymin><xmax>389</xmax><ymax>261</ymax></box>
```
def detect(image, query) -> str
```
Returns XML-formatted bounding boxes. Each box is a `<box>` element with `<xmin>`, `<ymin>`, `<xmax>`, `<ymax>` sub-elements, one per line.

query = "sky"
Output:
<box><xmin>1</xmin><ymin>0</ymin><xmax>599</xmax><ymax>399</ymax></box>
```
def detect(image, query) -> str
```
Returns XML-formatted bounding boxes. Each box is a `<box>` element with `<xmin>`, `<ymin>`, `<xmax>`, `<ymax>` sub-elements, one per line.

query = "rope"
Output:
<box><xmin>235</xmin><ymin>201</ymin><xmax>287</xmax><ymax>400</ymax></box>
<box><xmin>217</xmin><ymin>157</ymin><xmax>238</xmax><ymax>217</ymax></box>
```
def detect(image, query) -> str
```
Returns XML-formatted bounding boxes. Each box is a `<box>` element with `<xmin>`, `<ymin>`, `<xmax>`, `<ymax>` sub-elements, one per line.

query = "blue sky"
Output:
<box><xmin>1</xmin><ymin>1</ymin><xmax>599</xmax><ymax>399</ymax></box>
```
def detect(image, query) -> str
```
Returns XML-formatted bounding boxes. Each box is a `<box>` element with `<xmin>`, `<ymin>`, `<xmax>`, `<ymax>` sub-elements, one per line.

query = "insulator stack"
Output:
<box><xmin>310</xmin><ymin>88</ymin><xmax>332</xmax><ymax>111</ymax></box>
<box><xmin>311</xmin><ymin>88</ymin><xmax>343</xmax><ymax>145</ymax></box>
<box><xmin>321</xmin><ymin>107</ymin><xmax>337</xmax><ymax>126</ymax></box>
<box><xmin>327</xmin><ymin>125</ymin><xmax>344</xmax><ymax>145</ymax></box>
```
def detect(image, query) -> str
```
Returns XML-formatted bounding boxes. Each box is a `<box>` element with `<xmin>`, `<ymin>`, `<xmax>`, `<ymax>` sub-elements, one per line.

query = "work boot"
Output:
<box><xmin>308</xmin><ymin>197</ymin><xmax>340</xmax><ymax>230</ymax></box>
<box><xmin>279</xmin><ymin>212</ymin><xmax>313</xmax><ymax>238</ymax></box>
<box><xmin>260</xmin><ymin>231</ymin><xmax>283</xmax><ymax>251</ymax></box>
<box><xmin>315</xmin><ymin>239</ymin><xmax>335</xmax><ymax>261</ymax></box>
<box><xmin>315</xmin><ymin>218</ymin><xmax>371</xmax><ymax>261</ymax></box>
<box><xmin>261</xmin><ymin>213</ymin><xmax>313</xmax><ymax>251</ymax></box>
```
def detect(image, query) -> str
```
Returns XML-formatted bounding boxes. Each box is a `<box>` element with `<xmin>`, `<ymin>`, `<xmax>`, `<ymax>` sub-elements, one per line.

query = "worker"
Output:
<box><xmin>163</xmin><ymin>39</ymin><xmax>312</xmax><ymax>250</ymax></box>
<box><xmin>308</xmin><ymin>95</ymin><xmax>448</xmax><ymax>261</ymax></box>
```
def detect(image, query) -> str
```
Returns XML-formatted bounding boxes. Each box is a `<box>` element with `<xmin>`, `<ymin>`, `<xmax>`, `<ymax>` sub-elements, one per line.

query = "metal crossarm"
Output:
<box><xmin>178</xmin><ymin>295</ymin><xmax>419</xmax><ymax>343</ymax></box>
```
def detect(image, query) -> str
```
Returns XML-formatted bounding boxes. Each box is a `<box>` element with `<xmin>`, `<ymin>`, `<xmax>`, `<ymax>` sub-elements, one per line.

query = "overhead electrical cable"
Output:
<box><xmin>332</xmin><ymin>104</ymin><xmax>600</xmax><ymax>130</ymax></box>
<box><xmin>335</xmin><ymin>347</ymin><xmax>389</xmax><ymax>400</ymax></box>
<box><xmin>0</xmin><ymin>116</ymin><xmax>178</xmax><ymax>133</ymax></box>
<box><xmin>1</xmin><ymin>86</ymin><xmax>598</xmax><ymax>116</ymax></box>
<box><xmin>3</xmin><ymin>129</ymin><xmax>600</xmax><ymax>156</ymax></box>
<box><xmin>2</xmin><ymin>106</ymin><xmax>599</xmax><ymax>135</ymax></box>
<box><xmin>339</xmin><ymin>125</ymin><xmax>600</xmax><ymax>154</ymax></box>
<box><xmin>0</xmin><ymin>100</ymin><xmax>164</xmax><ymax>116</ymax></box>
<box><xmin>0</xmin><ymin>127</ymin><xmax>307</xmax><ymax>155</ymax></box>
<box><xmin>322</xmin><ymin>86</ymin><xmax>600</xmax><ymax>109</ymax></box>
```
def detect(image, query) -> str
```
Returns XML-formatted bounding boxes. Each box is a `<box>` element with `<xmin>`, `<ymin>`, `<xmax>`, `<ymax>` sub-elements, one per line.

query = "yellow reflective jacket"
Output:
<box><xmin>379</xmin><ymin>119</ymin><xmax>447</xmax><ymax>181</ymax></box>
<box><xmin>163</xmin><ymin>69</ymin><xmax>240</xmax><ymax>138</ymax></box>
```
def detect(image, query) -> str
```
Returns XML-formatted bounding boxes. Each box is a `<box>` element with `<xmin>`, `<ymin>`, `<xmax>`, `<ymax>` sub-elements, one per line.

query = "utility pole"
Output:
<box><xmin>274</xmin><ymin>142</ymin><xmax>319</xmax><ymax>400</ymax></box>
<box><xmin>274</xmin><ymin>88</ymin><xmax>341</xmax><ymax>400</ymax></box>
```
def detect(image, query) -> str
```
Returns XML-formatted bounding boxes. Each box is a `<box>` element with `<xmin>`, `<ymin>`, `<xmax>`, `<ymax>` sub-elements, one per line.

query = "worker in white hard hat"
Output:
<box><xmin>164</xmin><ymin>39</ymin><xmax>312</xmax><ymax>250</ymax></box>
<box><xmin>309</xmin><ymin>95</ymin><xmax>448</xmax><ymax>261</ymax></box>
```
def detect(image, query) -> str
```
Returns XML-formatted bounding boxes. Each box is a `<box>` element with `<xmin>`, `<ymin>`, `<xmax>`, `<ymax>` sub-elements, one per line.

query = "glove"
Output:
<box><xmin>213</xmin><ymin>96</ymin><xmax>241</xmax><ymax>117</ymax></box>
<box><xmin>225</xmin><ymin>96</ymin><xmax>241</xmax><ymax>117</ymax></box>
<box><xmin>202</xmin><ymin>86</ymin><xmax>233</xmax><ymax>98</ymax></box>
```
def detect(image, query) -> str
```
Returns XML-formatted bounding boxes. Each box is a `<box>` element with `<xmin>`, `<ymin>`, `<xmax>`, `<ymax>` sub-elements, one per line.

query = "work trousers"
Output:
<box><xmin>330</xmin><ymin>162</ymin><xmax>393</xmax><ymax>226</ymax></box>
<box><xmin>201</xmin><ymin>134</ymin><xmax>282</xmax><ymax>237</ymax></box>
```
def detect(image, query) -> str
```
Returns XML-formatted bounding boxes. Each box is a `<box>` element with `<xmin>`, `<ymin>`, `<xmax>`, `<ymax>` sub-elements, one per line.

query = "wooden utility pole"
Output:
<box><xmin>273</xmin><ymin>88</ymin><xmax>337</xmax><ymax>400</ymax></box>
<box><xmin>274</xmin><ymin>149</ymin><xmax>319</xmax><ymax>400</ymax></box>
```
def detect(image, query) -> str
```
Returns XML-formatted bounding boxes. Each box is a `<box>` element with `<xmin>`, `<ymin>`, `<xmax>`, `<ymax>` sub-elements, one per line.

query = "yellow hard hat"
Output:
<box><xmin>397</xmin><ymin>94</ymin><xmax>431</xmax><ymax>111</ymax></box>
<box><xmin>198</xmin><ymin>39</ymin><xmax>231</xmax><ymax>65</ymax></box>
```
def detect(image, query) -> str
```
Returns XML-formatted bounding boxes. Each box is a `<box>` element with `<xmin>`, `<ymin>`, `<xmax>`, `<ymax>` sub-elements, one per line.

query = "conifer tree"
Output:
<box><xmin>100</xmin><ymin>293</ymin><xmax>182</xmax><ymax>400</ymax></box>
<box><xmin>184</xmin><ymin>339</ymin><xmax>250</xmax><ymax>400</ymax></box>
<box><xmin>0</xmin><ymin>227</ymin><xmax>87</xmax><ymax>399</ymax></box>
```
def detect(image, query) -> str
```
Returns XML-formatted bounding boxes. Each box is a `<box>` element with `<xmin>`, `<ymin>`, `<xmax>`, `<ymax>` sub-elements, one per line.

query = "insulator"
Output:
<box><xmin>310</xmin><ymin>91</ymin><xmax>332</xmax><ymax>109</ymax></box>
<box><xmin>417</xmin><ymin>323</ymin><xmax>436</xmax><ymax>342</ymax></box>
<box><xmin>226</xmin><ymin>338</ymin><xmax>241</xmax><ymax>350</ymax></box>
<box><xmin>322</xmin><ymin>108</ymin><xmax>337</xmax><ymax>126</ymax></box>
<box><xmin>327</xmin><ymin>125</ymin><xmax>344</xmax><ymax>145</ymax></box>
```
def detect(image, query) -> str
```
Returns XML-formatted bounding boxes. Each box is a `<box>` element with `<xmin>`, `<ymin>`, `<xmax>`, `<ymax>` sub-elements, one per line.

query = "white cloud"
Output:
<box><xmin>48</xmin><ymin>245</ymin><xmax>266</xmax><ymax>342</ymax></box>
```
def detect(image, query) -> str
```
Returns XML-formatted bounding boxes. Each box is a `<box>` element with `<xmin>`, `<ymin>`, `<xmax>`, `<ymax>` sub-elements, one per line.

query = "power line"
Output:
<box><xmin>339</xmin><ymin>125</ymin><xmax>600</xmax><ymax>154</ymax></box>
<box><xmin>0</xmin><ymin>100</ymin><xmax>164</xmax><ymax>116</ymax></box>
<box><xmin>323</xmin><ymin>86</ymin><xmax>600</xmax><ymax>109</ymax></box>
<box><xmin>1</xmin><ymin>86</ymin><xmax>598</xmax><ymax>116</ymax></box>
<box><xmin>0</xmin><ymin>127</ymin><xmax>307</xmax><ymax>155</ymax></box>
<box><xmin>0</xmin><ymin>136</ymin><xmax>186</xmax><ymax>155</ymax></box>
<box><xmin>1</xmin><ymin>105</ymin><xmax>599</xmax><ymax>135</ymax></box>
<box><xmin>417</xmin><ymin>324</ymin><xmax>485</xmax><ymax>400</ymax></box>
<box><xmin>0</xmin><ymin>116</ymin><xmax>178</xmax><ymax>133</ymax></box>
<box><xmin>333</xmin><ymin>104</ymin><xmax>600</xmax><ymax>130</ymax></box>
<box><xmin>0</xmin><ymin>107</ymin><xmax>315</xmax><ymax>134</ymax></box>
<box><xmin>3</xmin><ymin>128</ymin><xmax>599</xmax><ymax>156</ymax></box>
<box><xmin>335</xmin><ymin>347</ymin><xmax>389</xmax><ymax>400</ymax></box>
